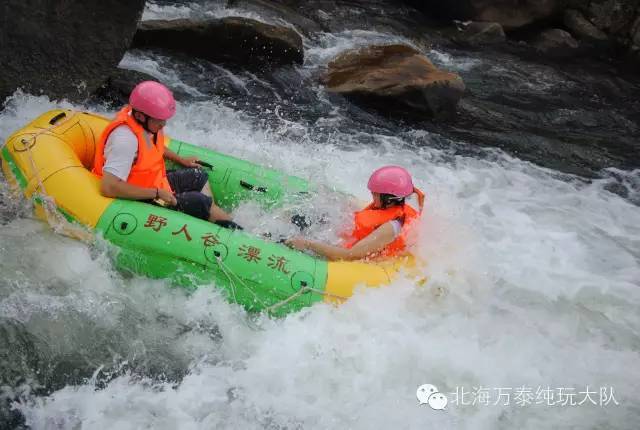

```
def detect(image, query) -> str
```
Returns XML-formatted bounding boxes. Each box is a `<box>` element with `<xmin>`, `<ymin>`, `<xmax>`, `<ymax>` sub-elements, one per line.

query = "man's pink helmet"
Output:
<box><xmin>129</xmin><ymin>81</ymin><xmax>176</xmax><ymax>121</ymax></box>
<box><xmin>367</xmin><ymin>166</ymin><xmax>414</xmax><ymax>197</ymax></box>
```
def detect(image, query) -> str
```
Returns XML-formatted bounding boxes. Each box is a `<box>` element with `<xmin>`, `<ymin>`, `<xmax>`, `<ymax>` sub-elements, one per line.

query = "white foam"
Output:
<box><xmin>2</xmin><ymin>52</ymin><xmax>640</xmax><ymax>430</ymax></box>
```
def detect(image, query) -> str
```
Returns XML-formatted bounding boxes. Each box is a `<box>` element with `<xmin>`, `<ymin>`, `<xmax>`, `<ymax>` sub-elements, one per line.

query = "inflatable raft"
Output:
<box><xmin>1</xmin><ymin>110</ymin><xmax>417</xmax><ymax>316</ymax></box>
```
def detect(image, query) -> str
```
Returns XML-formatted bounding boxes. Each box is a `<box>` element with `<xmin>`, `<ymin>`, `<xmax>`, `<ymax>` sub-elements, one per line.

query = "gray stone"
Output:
<box><xmin>532</xmin><ymin>29</ymin><xmax>580</xmax><ymax>57</ymax></box>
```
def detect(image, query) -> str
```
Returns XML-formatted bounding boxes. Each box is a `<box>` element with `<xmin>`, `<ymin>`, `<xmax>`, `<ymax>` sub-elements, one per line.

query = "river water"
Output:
<box><xmin>1</xmin><ymin>1</ymin><xmax>640</xmax><ymax>429</ymax></box>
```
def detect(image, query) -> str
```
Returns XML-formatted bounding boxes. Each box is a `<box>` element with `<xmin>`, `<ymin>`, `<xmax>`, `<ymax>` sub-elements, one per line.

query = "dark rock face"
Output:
<box><xmin>323</xmin><ymin>44</ymin><xmax>466</xmax><ymax>118</ymax></box>
<box><xmin>0</xmin><ymin>0</ymin><xmax>146</xmax><ymax>104</ymax></box>
<box><xmin>132</xmin><ymin>17</ymin><xmax>304</xmax><ymax>69</ymax></box>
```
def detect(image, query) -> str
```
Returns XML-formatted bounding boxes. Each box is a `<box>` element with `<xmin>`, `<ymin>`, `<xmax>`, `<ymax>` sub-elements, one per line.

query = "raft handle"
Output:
<box><xmin>240</xmin><ymin>180</ymin><xmax>267</xmax><ymax>193</ymax></box>
<box><xmin>49</xmin><ymin>112</ymin><xmax>66</xmax><ymax>125</ymax></box>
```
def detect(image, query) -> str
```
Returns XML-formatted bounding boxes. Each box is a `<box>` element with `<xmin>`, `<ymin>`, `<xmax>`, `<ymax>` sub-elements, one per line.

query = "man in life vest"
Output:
<box><xmin>93</xmin><ymin>81</ymin><xmax>240</xmax><ymax>228</ymax></box>
<box><xmin>285</xmin><ymin>166</ymin><xmax>424</xmax><ymax>260</ymax></box>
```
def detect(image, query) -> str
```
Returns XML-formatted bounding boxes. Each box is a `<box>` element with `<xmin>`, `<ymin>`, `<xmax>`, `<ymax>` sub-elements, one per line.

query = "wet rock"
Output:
<box><xmin>532</xmin><ymin>29</ymin><xmax>580</xmax><ymax>57</ymax></box>
<box><xmin>323</xmin><ymin>44</ymin><xmax>466</xmax><ymax>119</ymax></box>
<box><xmin>453</xmin><ymin>21</ymin><xmax>506</xmax><ymax>45</ymax></box>
<box><xmin>133</xmin><ymin>17</ymin><xmax>303</xmax><ymax>69</ymax></box>
<box><xmin>564</xmin><ymin>9</ymin><xmax>609</xmax><ymax>44</ymax></box>
<box><xmin>0</xmin><ymin>0</ymin><xmax>146</xmax><ymax>104</ymax></box>
<box><xmin>406</xmin><ymin>0</ymin><xmax>566</xmax><ymax>30</ymax></box>
<box><xmin>226</xmin><ymin>0</ymin><xmax>324</xmax><ymax>36</ymax></box>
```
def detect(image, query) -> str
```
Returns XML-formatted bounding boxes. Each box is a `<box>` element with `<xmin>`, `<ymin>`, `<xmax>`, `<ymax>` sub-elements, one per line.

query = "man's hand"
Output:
<box><xmin>179</xmin><ymin>156</ymin><xmax>200</xmax><ymax>168</ymax></box>
<box><xmin>157</xmin><ymin>188</ymin><xmax>177</xmax><ymax>206</ymax></box>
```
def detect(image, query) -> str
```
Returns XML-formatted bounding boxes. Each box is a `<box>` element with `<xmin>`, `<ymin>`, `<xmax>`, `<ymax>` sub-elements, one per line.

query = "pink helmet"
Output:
<box><xmin>367</xmin><ymin>165</ymin><xmax>414</xmax><ymax>197</ymax></box>
<box><xmin>129</xmin><ymin>81</ymin><xmax>176</xmax><ymax>120</ymax></box>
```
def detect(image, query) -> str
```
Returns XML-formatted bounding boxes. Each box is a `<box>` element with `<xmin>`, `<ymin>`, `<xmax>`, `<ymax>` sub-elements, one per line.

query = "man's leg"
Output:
<box><xmin>168</xmin><ymin>168</ymin><xmax>234</xmax><ymax>222</ymax></box>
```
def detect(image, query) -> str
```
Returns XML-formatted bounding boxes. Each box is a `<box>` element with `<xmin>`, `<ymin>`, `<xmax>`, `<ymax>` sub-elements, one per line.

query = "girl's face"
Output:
<box><xmin>371</xmin><ymin>192</ymin><xmax>382</xmax><ymax>208</ymax></box>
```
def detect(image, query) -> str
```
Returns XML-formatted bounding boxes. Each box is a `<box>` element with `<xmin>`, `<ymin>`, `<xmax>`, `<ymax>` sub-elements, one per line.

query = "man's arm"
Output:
<box><xmin>164</xmin><ymin>148</ymin><xmax>199</xmax><ymax>167</ymax></box>
<box><xmin>100</xmin><ymin>172</ymin><xmax>176</xmax><ymax>205</ymax></box>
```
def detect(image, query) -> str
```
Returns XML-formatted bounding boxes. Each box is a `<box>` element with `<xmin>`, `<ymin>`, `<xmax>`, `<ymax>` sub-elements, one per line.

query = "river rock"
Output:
<box><xmin>323</xmin><ymin>44</ymin><xmax>466</xmax><ymax>118</ymax></box>
<box><xmin>582</xmin><ymin>0</ymin><xmax>638</xmax><ymax>34</ymax></box>
<box><xmin>0</xmin><ymin>0</ymin><xmax>145</xmax><ymax>105</ymax></box>
<box><xmin>532</xmin><ymin>29</ymin><xmax>580</xmax><ymax>57</ymax></box>
<box><xmin>564</xmin><ymin>9</ymin><xmax>609</xmax><ymax>44</ymax></box>
<box><xmin>454</xmin><ymin>21</ymin><xmax>506</xmax><ymax>45</ymax></box>
<box><xmin>132</xmin><ymin>17</ymin><xmax>303</xmax><ymax>69</ymax></box>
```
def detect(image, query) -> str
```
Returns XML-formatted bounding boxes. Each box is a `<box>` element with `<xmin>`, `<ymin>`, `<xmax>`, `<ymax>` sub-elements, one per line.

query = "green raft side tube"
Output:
<box><xmin>167</xmin><ymin>139</ymin><xmax>311</xmax><ymax>211</ymax></box>
<box><xmin>95</xmin><ymin>199</ymin><xmax>328</xmax><ymax>317</ymax></box>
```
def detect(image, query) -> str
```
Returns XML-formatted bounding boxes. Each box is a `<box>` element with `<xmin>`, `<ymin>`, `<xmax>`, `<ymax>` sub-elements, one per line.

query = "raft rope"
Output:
<box><xmin>1</xmin><ymin>109</ymin><xmax>90</xmax><ymax>239</ymax></box>
<box><xmin>194</xmin><ymin>247</ymin><xmax>355</xmax><ymax>317</ymax></box>
<box><xmin>215</xmin><ymin>254</ymin><xmax>348</xmax><ymax>316</ymax></box>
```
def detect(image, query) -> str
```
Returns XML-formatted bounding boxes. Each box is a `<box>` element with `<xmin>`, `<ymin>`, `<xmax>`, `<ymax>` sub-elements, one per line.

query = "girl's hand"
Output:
<box><xmin>285</xmin><ymin>237</ymin><xmax>309</xmax><ymax>251</ymax></box>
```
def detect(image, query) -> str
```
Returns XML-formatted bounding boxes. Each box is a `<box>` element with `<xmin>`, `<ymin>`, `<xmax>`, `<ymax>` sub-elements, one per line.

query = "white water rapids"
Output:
<box><xmin>1</xmin><ymin>2</ymin><xmax>640</xmax><ymax>429</ymax></box>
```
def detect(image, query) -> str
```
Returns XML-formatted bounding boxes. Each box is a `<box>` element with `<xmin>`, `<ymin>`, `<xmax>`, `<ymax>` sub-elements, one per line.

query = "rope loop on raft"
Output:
<box><xmin>5</xmin><ymin>110</ymin><xmax>92</xmax><ymax>240</ymax></box>
<box><xmin>215</xmin><ymin>255</ymin><xmax>348</xmax><ymax>316</ymax></box>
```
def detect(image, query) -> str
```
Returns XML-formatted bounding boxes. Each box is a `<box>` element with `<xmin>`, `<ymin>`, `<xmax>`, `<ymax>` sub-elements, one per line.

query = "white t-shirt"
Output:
<box><xmin>102</xmin><ymin>125</ymin><xmax>154</xmax><ymax>181</ymax></box>
<box><xmin>389</xmin><ymin>219</ymin><xmax>402</xmax><ymax>238</ymax></box>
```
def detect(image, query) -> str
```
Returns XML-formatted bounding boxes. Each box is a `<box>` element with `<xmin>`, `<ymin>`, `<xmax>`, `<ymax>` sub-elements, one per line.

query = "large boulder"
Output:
<box><xmin>323</xmin><ymin>44</ymin><xmax>466</xmax><ymax>119</ymax></box>
<box><xmin>132</xmin><ymin>17</ymin><xmax>303</xmax><ymax>69</ymax></box>
<box><xmin>0</xmin><ymin>0</ymin><xmax>145</xmax><ymax>104</ymax></box>
<box><xmin>406</xmin><ymin>0</ymin><xmax>567</xmax><ymax>30</ymax></box>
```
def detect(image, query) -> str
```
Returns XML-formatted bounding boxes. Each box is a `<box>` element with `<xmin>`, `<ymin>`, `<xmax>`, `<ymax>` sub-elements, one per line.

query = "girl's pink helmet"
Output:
<box><xmin>129</xmin><ymin>81</ymin><xmax>176</xmax><ymax>121</ymax></box>
<box><xmin>367</xmin><ymin>165</ymin><xmax>414</xmax><ymax>197</ymax></box>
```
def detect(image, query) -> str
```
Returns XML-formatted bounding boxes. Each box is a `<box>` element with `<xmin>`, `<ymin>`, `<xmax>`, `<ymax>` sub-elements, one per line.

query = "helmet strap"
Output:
<box><xmin>132</xmin><ymin>109</ymin><xmax>157</xmax><ymax>137</ymax></box>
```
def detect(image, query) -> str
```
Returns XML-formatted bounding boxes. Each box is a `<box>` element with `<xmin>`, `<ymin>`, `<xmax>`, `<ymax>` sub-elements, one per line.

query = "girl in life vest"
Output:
<box><xmin>286</xmin><ymin>166</ymin><xmax>424</xmax><ymax>261</ymax></box>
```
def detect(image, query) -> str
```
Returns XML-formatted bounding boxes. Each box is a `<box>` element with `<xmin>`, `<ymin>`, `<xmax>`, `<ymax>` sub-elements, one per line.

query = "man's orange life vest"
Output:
<box><xmin>342</xmin><ymin>188</ymin><xmax>425</xmax><ymax>258</ymax></box>
<box><xmin>93</xmin><ymin>106</ymin><xmax>172</xmax><ymax>193</ymax></box>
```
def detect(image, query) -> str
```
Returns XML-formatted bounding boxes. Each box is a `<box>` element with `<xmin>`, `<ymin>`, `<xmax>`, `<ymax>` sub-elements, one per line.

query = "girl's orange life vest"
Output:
<box><xmin>342</xmin><ymin>188</ymin><xmax>425</xmax><ymax>258</ymax></box>
<box><xmin>93</xmin><ymin>106</ymin><xmax>172</xmax><ymax>193</ymax></box>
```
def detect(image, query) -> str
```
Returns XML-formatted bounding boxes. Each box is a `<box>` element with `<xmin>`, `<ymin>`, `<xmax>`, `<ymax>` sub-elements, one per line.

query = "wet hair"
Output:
<box><xmin>380</xmin><ymin>193</ymin><xmax>405</xmax><ymax>208</ymax></box>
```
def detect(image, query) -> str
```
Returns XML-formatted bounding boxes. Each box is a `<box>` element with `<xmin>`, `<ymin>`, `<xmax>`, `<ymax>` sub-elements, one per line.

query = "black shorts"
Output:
<box><xmin>166</xmin><ymin>168</ymin><xmax>213</xmax><ymax>220</ymax></box>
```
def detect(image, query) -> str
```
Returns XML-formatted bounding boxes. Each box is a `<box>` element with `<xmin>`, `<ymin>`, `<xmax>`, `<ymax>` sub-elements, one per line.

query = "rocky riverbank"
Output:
<box><xmin>1</xmin><ymin>0</ymin><xmax>638</xmax><ymax>180</ymax></box>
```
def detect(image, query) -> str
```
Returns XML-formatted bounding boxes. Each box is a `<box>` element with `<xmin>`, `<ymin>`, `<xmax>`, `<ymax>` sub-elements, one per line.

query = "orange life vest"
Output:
<box><xmin>343</xmin><ymin>188</ymin><xmax>425</xmax><ymax>258</ymax></box>
<box><xmin>93</xmin><ymin>106</ymin><xmax>172</xmax><ymax>193</ymax></box>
